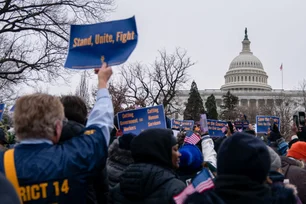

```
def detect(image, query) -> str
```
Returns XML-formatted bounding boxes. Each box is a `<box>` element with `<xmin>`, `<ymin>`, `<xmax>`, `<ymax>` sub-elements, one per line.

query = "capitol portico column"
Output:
<box><xmin>265</xmin><ymin>99</ymin><xmax>267</xmax><ymax>105</ymax></box>
<box><xmin>239</xmin><ymin>100</ymin><xmax>241</xmax><ymax>106</ymax></box>
<box><xmin>247</xmin><ymin>99</ymin><xmax>250</xmax><ymax>107</ymax></box>
<box><xmin>256</xmin><ymin>99</ymin><xmax>258</xmax><ymax>108</ymax></box>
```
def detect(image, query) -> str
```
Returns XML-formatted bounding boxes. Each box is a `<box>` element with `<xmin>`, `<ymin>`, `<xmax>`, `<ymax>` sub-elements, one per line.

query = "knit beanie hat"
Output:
<box><xmin>269</xmin><ymin>131</ymin><xmax>282</xmax><ymax>142</ymax></box>
<box><xmin>119</xmin><ymin>133</ymin><xmax>136</xmax><ymax>150</ymax></box>
<box><xmin>287</xmin><ymin>141</ymin><xmax>306</xmax><ymax>161</ymax></box>
<box><xmin>276</xmin><ymin>138</ymin><xmax>288</xmax><ymax>156</ymax></box>
<box><xmin>267</xmin><ymin>146</ymin><xmax>281</xmax><ymax>171</ymax></box>
<box><xmin>217</xmin><ymin>132</ymin><xmax>270</xmax><ymax>183</ymax></box>
<box><xmin>179</xmin><ymin>144</ymin><xmax>203</xmax><ymax>174</ymax></box>
<box><xmin>131</xmin><ymin>128</ymin><xmax>177</xmax><ymax>169</ymax></box>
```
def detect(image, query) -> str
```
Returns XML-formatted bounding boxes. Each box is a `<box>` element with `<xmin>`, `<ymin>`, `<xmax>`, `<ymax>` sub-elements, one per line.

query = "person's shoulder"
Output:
<box><xmin>165</xmin><ymin>176</ymin><xmax>186</xmax><ymax>197</ymax></box>
<box><xmin>0</xmin><ymin>173</ymin><xmax>20</xmax><ymax>204</ymax></box>
<box><xmin>184</xmin><ymin>191</ymin><xmax>225</xmax><ymax>204</ymax></box>
<box><xmin>82</xmin><ymin>125</ymin><xmax>103</xmax><ymax>135</ymax></box>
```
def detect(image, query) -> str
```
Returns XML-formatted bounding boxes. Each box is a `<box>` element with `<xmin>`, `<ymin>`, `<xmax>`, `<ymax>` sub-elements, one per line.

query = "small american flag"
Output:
<box><xmin>184</xmin><ymin>131</ymin><xmax>201</xmax><ymax>145</ymax></box>
<box><xmin>280</xmin><ymin>63</ymin><xmax>283</xmax><ymax>71</ymax></box>
<box><xmin>173</xmin><ymin>168</ymin><xmax>215</xmax><ymax>204</ymax></box>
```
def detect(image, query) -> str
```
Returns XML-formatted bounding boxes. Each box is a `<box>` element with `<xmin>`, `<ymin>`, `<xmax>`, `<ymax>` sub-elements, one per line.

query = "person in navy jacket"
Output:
<box><xmin>0</xmin><ymin>63</ymin><xmax>113</xmax><ymax>204</ymax></box>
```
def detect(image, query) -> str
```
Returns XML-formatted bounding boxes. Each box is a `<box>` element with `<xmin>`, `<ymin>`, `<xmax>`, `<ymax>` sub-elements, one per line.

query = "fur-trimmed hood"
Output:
<box><xmin>108</xmin><ymin>139</ymin><xmax>134</xmax><ymax>165</ymax></box>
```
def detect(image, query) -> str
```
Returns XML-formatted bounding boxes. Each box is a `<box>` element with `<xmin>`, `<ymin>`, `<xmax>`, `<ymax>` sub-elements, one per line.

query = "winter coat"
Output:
<box><xmin>268</xmin><ymin>171</ymin><xmax>299</xmax><ymax>204</ymax></box>
<box><xmin>109</xmin><ymin>163</ymin><xmax>186</xmax><ymax>204</ymax></box>
<box><xmin>60</xmin><ymin>120</ymin><xmax>109</xmax><ymax>204</ymax></box>
<box><xmin>109</xmin><ymin>128</ymin><xmax>186</xmax><ymax>204</ymax></box>
<box><xmin>178</xmin><ymin>171</ymin><xmax>199</xmax><ymax>186</ymax></box>
<box><xmin>281</xmin><ymin>156</ymin><xmax>306</xmax><ymax>204</ymax></box>
<box><xmin>185</xmin><ymin>175</ymin><xmax>271</xmax><ymax>204</ymax></box>
<box><xmin>107</xmin><ymin>139</ymin><xmax>134</xmax><ymax>188</ymax></box>
<box><xmin>201</xmin><ymin>135</ymin><xmax>217</xmax><ymax>168</ymax></box>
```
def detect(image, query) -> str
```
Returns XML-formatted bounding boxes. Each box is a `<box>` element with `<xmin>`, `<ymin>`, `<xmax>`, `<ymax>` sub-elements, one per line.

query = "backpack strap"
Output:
<box><xmin>4</xmin><ymin>149</ymin><xmax>22</xmax><ymax>203</ymax></box>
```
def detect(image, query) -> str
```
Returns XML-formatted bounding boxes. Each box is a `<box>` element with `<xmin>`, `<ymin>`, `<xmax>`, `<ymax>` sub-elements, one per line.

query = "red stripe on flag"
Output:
<box><xmin>173</xmin><ymin>184</ymin><xmax>195</xmax><ymax>204</ymax></box>
<box><xmin>195</xmin><ymin>179</ymin><xmax>214</xmax><ymax>193</ymax></box>
<box><xmin>185</xmin><ymin>133</ymin><xmax>201</xmax><ymax>145</ymax></box>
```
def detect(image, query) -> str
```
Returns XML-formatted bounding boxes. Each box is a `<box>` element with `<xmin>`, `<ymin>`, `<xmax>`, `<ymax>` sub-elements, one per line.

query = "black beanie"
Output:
<box><xmin>217</xmin><ymin>132</ymin><xmax>270</xmax><ymax>183</ymax></box>
<box><xmin>118</xmin><ymin>133</ymin><xmax>136</xmax><ymax>150</ymax></box>
<box><xmin>131</xmin><ymin>128</ymin><xmax>177</xmax><ymax>169</ymax></box>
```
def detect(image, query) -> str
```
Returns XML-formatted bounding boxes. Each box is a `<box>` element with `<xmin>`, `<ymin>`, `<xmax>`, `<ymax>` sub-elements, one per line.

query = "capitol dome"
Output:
<box><xmin>221</xmin><ymin>28</ymin><xmax>272</xmax><ymax>92</ymax></box>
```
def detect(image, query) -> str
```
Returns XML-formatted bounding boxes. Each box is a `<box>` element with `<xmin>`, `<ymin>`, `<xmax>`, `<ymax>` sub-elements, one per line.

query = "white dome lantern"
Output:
<box><xmin>221</xmin><ymin>28</ymin><xmax>272</xmax><ymax>92</ymax></box>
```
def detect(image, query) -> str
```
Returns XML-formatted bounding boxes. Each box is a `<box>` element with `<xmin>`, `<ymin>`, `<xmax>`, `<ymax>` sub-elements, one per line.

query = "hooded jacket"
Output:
<box><xmin>109</xmin><ymin>128</ymin><xmax>186</xmax><ymax>204</ymax></box>
<box><xmin>185</xmin><ymin>175</ymin><xmax>271</xmax><ymax>204</ymax></box>
<box><xmin>107</xmin><ymin>139</ymin><xmax>134</xmax><ymax>188</ymax></box>
<box><xmin>268</xmin><ymin>171</ymin><xmax>299</xmax><ymax>204</ymax></box>
<box><xmin>185</xmin><ymin>133</ymin><xmax>272</xmax><ymax>204</ymax></box>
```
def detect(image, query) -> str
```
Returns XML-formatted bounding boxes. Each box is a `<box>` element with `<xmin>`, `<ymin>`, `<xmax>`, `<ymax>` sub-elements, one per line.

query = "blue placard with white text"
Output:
<box><xmin>117</xmin><ymin>105</ymin><xmax>166</xmax><ymax>135</ymax></box>
<box><xmin>171</xmin><ymin>119</ymin><xmax>194</xmax><ymax>131</ymax></box>
<box><xmin>234</xmin><ymin>121</ymin><xmax>249</xmax><ymax>129</ymax></box>
<box><xmin>64</xmin><ymin>16</ymin><xmax>138</xmax><ymax>69</ymax></box>
<box><xmin>256</xmin><ymin>115</ymin><xmax>280</xmax><ymax>133</ymax></box>
<box><xmin>0</xmin><ymin>104</ymin><xmax>5</xmax><ymax>121</ymax></box>
<box><xmin>207</xmin><ymin>119</ymin><xmax>227</xmax><ymax>137</ymax></box>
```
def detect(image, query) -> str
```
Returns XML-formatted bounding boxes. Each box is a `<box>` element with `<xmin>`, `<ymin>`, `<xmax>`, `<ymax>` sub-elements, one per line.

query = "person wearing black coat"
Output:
<box><xmin>184</xmin><ymin>132</ymin><xmax>272</xmax><ymax>204</ymax></box>
<box><xmin>109</xmin><ymin>128</ymin><xmax>186</xmax><ymax>204</ymax></box>
<box><xmin>107</xmin><ymin>133</ymin><xmax>135</xmax><ymax>188</ymax></box>
<box><xmin>60</xmin><ymin>95</ymin><xmax>109</xmax><ymax>204</ymax></box>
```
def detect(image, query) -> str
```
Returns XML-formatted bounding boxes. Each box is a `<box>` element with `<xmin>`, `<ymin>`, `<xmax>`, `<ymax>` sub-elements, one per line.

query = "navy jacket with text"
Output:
<box><xmin>0</xmin><ymin>125</ymin><xmax>108</xmax><ymax>204</ymax></box>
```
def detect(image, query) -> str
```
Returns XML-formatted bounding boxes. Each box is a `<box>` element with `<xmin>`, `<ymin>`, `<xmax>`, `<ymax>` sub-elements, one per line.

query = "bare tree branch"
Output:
<box><xmin>0</xmin><ymin>0</ymin><xmax>115</xmax><ymax>100</ymax></box>
<box><xmin>297</xmin><ymin>79</ymin><xmax>306</xmax><ymax>112</ymax></box>
<box><xmin>119</xmin><ymin>47</ymin><xmax>195</xmax><ymax>113</ymax></box>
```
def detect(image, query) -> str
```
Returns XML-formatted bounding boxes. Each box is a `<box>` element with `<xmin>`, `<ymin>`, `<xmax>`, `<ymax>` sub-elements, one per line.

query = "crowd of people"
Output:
<box><xmin>0</xmin><ymin>63</ymin><xmax>305</xmax><ymax>204</ymax></box>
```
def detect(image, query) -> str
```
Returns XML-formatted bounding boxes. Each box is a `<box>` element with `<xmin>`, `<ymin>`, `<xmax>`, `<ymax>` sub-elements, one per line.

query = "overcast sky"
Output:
<box><xmin>25</xmin><ymin>0</ymin><xmax>306</xmax><ymax>95</ymax></box>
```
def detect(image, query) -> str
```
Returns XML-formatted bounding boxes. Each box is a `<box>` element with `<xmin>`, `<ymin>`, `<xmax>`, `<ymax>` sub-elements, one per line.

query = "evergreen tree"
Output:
<box><xmin>205</xmin><ymin>94</ymin><xmax>218</xmax><ymax>120</ymax></box>
<box><xmin>220</xmin><ymin>91</ymin><xmax>239</xmax><ymax>120</ymax></box>
<box><xmin>183</xmin><ymin>81</ymin><xmax>205</xmax><ymax>121</ymax></box>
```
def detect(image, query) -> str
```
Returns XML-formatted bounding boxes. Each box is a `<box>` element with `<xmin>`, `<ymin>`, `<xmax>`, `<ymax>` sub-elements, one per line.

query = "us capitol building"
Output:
<box><xmin>174</xmin><ymin>28</ymin><xmax>302</xmax><ymax>119</ymax></box>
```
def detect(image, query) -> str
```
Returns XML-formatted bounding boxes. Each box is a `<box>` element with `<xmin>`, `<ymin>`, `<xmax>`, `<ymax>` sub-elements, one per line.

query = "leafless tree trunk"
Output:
<box><xmin>75</xmin><ymin>71</ymin><xmax>90</xmax><ymax>107</ymax></box>
<box><xmin>108</xmin><ymin>81</ymin><xmax>130</xmax><ymax>114</ymax></box>
<box><xmin>272</xmin><ymin>93</ymin><xmax>295</xmax><ymax>140</ymax></box>
<box><xmin>298</xmin><ymin>79</ymin><xmax>306</xmax><ymax>112</ymax></box>
<box><xmin>120</xmin><ymin>48</ymin><xmax>195</xmax><ymax>114</ymax></box>
<box><xmin>120</xmin><ymin>62</ymin><xmax>151</xmax><ymax>107</ymax></box>
<box><xmin>237</xmin><ymin>105</ymin><xmax>259</xmax><ymax>124</ymax></box>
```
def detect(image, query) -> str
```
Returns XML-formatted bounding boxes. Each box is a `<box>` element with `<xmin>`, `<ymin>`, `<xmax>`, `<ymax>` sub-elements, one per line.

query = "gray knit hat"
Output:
<box><xmin>267</xmin><ymin>146</ymin><xmax>281</xmax><ymax>171</ymax></box>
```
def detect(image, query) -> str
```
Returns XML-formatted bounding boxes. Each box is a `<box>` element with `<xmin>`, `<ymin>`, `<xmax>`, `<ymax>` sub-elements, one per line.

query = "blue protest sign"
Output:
<box><xmin>64</xmin><ymin>16</ymin><xmax>138</xmax><ymax>69</ymax></box>
<box><xmin>207</xmin><ymin>119</ymin><xmax>227</xmax><ymax>137</ymax></box>
<box><xmin>234</xmin><ymin>120</ymin><xmax>249</xmax><ymax>130</ymax></box>
<box><xmin>256</xmin><ymin>115</ymin><xmax>280</xmax><ymax>133</ymax></box>
<box><xmin>117</xmin><ymin>105</ymin><xmax>166</xmax><ymax>135</ymax></box>
<box><xmin>0</xmin><ymin>104</ymin><xmax>5</xmax><ymax>120</ymax></box>
<box><xmin>171</xmin><ymin>119</ymin><xmax>194</xmax><ymax>131</ymax></box>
